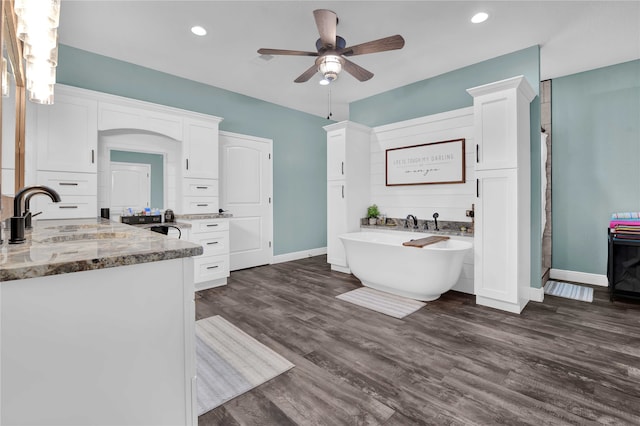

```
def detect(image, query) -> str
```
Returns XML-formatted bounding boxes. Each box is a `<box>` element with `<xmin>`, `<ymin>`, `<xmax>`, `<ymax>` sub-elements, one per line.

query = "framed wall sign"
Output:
<box><xmin>386</xmin><ymin>138</ymin><xmax>465</xmax><ymax>186</ymax></box>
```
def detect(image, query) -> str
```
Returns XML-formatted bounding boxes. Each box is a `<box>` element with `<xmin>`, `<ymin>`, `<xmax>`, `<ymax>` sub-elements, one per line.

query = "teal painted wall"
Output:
<box><xmin>350</xmin><ymin>46</ymin><xmax>543</xmax><ymax>288</ymax></box>
<box><xmin>57</xmin><ymin>45</ymin><xmax>328</xmax><ymax>256</ymax></box>
<box><xmin>110</xmin><ymin>150</ymin><xmax>164</xmax><ymax>209</ymax></box>
<box><xmin>552</xmin><ymin>60</ymin><xmax>640</xmax><ymax>275</ymax></box>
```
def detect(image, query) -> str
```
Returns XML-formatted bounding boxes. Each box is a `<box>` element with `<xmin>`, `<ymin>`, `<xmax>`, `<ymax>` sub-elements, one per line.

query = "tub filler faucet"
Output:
<box><xmin>432</xmin><ymin>212</ymin><xmax>439</xmax><ymax>231</ymax></box>
<box><xmin>406</xmin><ymin>214</ymin><xmax>418</xmax><ymax>230</ymax></box>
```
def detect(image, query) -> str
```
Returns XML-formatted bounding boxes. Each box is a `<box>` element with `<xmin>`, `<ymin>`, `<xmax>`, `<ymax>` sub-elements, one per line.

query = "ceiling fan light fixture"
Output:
<box><xmin>319</xmin><ymin>78</ymin><xmax>330</xmax><ymax>86</ymax></box>
<box><xmin>318</xmin><ymin>55</ymin><xmax>342</xmax><ymax>82</ymax></box>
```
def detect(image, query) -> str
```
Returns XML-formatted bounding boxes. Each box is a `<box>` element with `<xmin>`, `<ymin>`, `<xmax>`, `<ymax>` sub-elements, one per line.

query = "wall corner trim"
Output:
<box><xmin>549</xmin><ymin>269</ymin><xmax>608</xmax><ymax>287</ymax></box>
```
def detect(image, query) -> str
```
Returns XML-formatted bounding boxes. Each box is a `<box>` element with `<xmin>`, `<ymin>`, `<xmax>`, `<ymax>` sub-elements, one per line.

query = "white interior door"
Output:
<box><xmin>110</xmin><ymin>162</ymin><xmax>151</xmax><ymax>213</ymax></box>
<box><xmin>220</xmin><ymin>132</ymin><xmax>273</xmax><ymax>271</ymax></box>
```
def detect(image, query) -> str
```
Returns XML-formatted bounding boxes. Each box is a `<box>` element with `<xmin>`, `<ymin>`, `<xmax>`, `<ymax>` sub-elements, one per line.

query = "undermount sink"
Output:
<box><xmin>34</xmin><ymin>232</ymin><xmax>131</xmax><ymax>244</ymax></box>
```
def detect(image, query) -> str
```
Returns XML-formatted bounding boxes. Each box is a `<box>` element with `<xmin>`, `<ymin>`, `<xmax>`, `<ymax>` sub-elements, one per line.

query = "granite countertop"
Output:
<box><xmin>0</xmin><ymin>218</ymin><xmax>203</xmax><ymax>282</ymax></box>
<box><xmin>129</xmin><ymin>220</ymin><xmax>192</xmax><ymax>229</ymax></box>
<box><xmin>174</xmin><ymin>213</ymin><xmax>232</xmax><ymax>220</ymax></box>
<box><xmin>361</xmin><ymin>218</ymin><xmax>474</xmax><ymax>237</ymax></box>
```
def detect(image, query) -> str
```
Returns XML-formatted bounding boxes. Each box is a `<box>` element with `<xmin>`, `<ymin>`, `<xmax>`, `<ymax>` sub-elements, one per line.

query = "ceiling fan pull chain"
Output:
<box><xmin>327</xmin><ymin>86</ymin><xmax>333</xmax><ymax>120</ymax></box>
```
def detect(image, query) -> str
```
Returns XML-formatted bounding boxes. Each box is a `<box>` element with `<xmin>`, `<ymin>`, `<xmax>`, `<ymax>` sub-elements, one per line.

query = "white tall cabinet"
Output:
<box><xmin>30</xmin><ymin>86</ymin><xmax>99</xmax><ymax>218</ymax></box>
<box><xmin>467</xmin><ymin>76</ymin><xmax>536</xmax><ymax>314</ymax></box>
<box><xmin>180</xmin><ymin>117</ymin><xmax>221</xmax><ymax>214</ymax></box>
<box><xmin>324</xmin><ymin>121</ymin><xmax>371</xmax><ymax>273</ymax></box>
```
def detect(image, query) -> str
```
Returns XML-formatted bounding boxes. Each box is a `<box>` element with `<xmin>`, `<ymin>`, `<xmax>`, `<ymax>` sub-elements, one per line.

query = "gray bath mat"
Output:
<box><xmin>544</xmin><ymin>280</ymin><xmax>593</xmax><ymax>302</ymax></box>
<box><xmin>336</xmin><ymin>287</ymin><xmax>426</xmax><ymax>319</ymax></box>
<box><xmin>196</xmin><ymin>315</ymin><xmax>294</xmax><ymax>416</ymax></box>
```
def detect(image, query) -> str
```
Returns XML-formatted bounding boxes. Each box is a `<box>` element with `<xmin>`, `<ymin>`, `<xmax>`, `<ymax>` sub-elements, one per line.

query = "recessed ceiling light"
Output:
<box><xmin>471</xmin><ymin>12</ymin><xmax>489</xmax><ymax>24</ymax></box>
<box><xmin>191</xmin><ymin>26</ymin><xmax>207</xmax><ymax>36</ymax></box>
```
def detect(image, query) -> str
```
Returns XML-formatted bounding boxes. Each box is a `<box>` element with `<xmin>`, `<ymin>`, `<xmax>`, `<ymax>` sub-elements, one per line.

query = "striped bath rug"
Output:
<box><xmin>336</xmin><ymin>287</ymin><xmax>426</xmax><ymax>319</ymax></box>
<box><xmin>544</xmin><ymin>280</ymin><xmax>594</xmax><ymax>302</ymax></box>
<box><xmin>196</xmin><ymin>315</ymin><xmax>294</xmax><ymax>416</ymax></box>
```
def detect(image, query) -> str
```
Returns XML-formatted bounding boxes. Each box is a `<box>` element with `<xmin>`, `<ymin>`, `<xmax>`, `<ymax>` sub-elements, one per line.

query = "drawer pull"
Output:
<box><xmin>206</xmin><ymin>224</ymin><xmax>218</xmax><ymax>227</ymax></box>
<box><xmin>197</xmin><ymin>204</ymin><xmax>208</xmax><ymax>207</ymax></box>
<box><xmin>59</xmin><ymin>182</ymin><xmax>79</xmax><ymax>186</ymax></box>
<box><xmin>195</xmin><ymin>186</ymin><xmax>208</xmax><ymax>189</ymax></box>
<box><xmin>206</xmin><ymin>265</ymin><xmax>219</xmax><ymax>270</ymax></box>
<box><xmin>59</xmin><ymin>205</ymin><xmax>79</xmax><ymax>209</ymax></box>
<box><xmin>206</xmin><ymin>241</ymin><xmax>219</xmax><ymax>245</ymax></box>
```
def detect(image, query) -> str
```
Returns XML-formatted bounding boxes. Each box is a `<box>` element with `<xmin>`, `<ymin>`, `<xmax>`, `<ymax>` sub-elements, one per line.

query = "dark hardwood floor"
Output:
<box><xmin>195</xmin><ymin>256</ymin><xmax>640</xmax><ymax>425</ymax></box>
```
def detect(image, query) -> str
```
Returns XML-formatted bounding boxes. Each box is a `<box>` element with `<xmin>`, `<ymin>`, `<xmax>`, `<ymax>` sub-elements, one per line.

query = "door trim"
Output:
<box><xmin>219</xmin><ymin>130</ymin><xmax>274</xmax><ymax>267</ymax></box>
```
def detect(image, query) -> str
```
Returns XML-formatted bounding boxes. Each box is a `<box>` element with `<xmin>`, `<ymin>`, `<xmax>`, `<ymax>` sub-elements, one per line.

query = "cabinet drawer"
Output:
<box><xmin>194</xmin><ymin>255</ymin><xmax>229</xmax><ymax>283</ymax></box>
<box><xmin>190</xmin><ymin>219</ymin><xmax>229</xmax><ymax>234</ymax></box>
<box><xmin>181</xmin><ymin>197</ymin><xmax>218</xmax><ymax>214</ymax></box>
<box><xmin>191</xmin><ymin>233</ymin><xmax>229</xmax><ymax>256</ymax></box>
<box><xmin>182</xmin><ymin>179</ymin><xmax>218</xmax><ymax>197</ymax></box>
<box><xmin>37</xmin><ymin>171</ymin><xmax>97</xmax><ymax>196</ymax></box>
<box><xmin>33</xmin><ymin>195</ymin><xmax>97</xmax><ymax>220</ymax></box>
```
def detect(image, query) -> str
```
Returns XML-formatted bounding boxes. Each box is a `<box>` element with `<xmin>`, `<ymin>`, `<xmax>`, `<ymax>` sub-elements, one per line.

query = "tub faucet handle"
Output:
<box><xmin>406</xmin><ymin>214</ymin><xmax>418</xmax><ymax>229</ymax></box>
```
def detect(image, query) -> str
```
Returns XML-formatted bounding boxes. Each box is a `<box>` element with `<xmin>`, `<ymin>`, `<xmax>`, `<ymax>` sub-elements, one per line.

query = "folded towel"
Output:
<box><xmin>611</xmin><ymin>212</ymin><xmax>640</xmax><ymax>219</ymax></box>
<box><xmin>610</xmin><ymin>220</ymin><xmax>640</xmax><ymax>227</ymax></box>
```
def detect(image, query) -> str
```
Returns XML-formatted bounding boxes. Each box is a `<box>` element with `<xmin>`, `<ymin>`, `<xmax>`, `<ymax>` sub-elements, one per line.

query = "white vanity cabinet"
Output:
<box><xmin>180</xmin><ymin>117</ymin><xmax>222</xmax><ymax>214</ymax></box>
<box><xmin>183</xmin><ymin>117</ymin><xmax>219</xmax><ymax>179</ymax></box>
<box><xmin>182</xmin><ymin>218</ymin><xmax>230</xmax><ymax>290</ymax></box>
<box><xmin>324</xmin><ymin>121</ymin><xmax>371</xmax><ymax>273</ymax></box>
<box><xmin>467</xmin><ymin>76</ymin><xmax>535</xmax><ymax>314</ymax></box>
<box><xmin>29</xmin><ymin>86</ymin><xmax>98</xmax><ymax>219</ymax></box>
<box><xmin>25</xmin><ymin>84</ymin><xmax>223</xmax><ymax>220</ymax></box>
<box><xmin>34</xmin><ymin>90</ymin><xmax>98</xmax><ymax>174</ymax></box>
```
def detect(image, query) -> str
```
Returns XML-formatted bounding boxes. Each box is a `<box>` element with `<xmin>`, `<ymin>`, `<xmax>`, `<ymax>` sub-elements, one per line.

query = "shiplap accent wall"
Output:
<box><xmin>370</xmin><ymin>107</ymin><xmax>475</xmax><ymax>223</ymax></box>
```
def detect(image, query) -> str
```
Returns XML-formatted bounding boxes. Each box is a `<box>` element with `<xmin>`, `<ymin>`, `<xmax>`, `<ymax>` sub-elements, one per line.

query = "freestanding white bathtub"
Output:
<box><xmin>339</xmin><ymin>231</ymin><xmax>472</xmax><ymax>301</ymax></box>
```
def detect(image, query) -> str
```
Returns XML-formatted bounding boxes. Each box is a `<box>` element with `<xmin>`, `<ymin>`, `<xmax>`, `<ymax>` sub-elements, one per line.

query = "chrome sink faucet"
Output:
<box><xmin>9</xmin><ymin>185</ymin><xmax>61</xmax><ymax>244</ymax></box>
<box><xmin>406</xmin><ymin>214</ymin><xmax>418</xmax><ymax>230</ymax></box>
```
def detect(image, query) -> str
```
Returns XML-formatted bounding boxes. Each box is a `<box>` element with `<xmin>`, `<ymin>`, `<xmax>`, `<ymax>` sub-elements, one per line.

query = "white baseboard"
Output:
<box><xmin>549</xmin><ymin>269</ymin><xmax>608</xmax><ymax>287</ymax></box>
<box><xmin>529</xmin><ymin>286</ymin><xmax>545</xmax><ymax>302</ymax></box>
<box><xmin>272</xmin><ymin>247</ymin><xmax>327</xmax><ymax>264</ymax></box>
<box><xmin>476</xmin><ymin>296</ymin><xmax>526</xmax><ymax>314</ymax></box>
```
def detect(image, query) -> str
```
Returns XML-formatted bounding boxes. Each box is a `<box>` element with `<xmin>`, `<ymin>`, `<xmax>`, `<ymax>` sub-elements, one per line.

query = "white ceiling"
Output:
<box><xmin>58</xmin><ymin>1</ymin><xmax>640</xmax><ymax>121</ymax></box>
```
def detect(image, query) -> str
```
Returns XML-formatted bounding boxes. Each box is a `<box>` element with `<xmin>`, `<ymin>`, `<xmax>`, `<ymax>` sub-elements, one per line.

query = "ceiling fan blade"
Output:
<box><xmin>339</xmin><ymin>35</ymin><xmax>405</xmax><ymax>56</ymax></box>
<box><xmin>258</xmin><ymin>48</ymin><xmax>318</xmax><ymax>57</ymax></box>
<box><xmin>294</xmin><ymin>63</ymin><xmax>319</xmax><ymax>83</ymax></box>
<box><xmin>313</xmin><ymin>9</ymin><xmax>337</xmax><ymax>49</ymax></box>
<box><xmin>341</xmin><ymin>58</ymin><xmax>374</xmax><ymax>82</ymax></box>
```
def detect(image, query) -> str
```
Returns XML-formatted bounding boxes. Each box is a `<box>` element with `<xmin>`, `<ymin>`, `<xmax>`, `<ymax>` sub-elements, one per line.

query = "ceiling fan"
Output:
<box><xmin>257</xmin><ymin>9</ymin><xmax>405</xmax><ymax>84</ymax></box>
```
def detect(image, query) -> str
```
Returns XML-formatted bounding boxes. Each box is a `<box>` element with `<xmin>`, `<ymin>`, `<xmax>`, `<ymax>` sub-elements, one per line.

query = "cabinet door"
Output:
<box><xmin>183</xmin><ymin>118</ymin><xmax>219</xmax><ymax>179</ymax></box>
<box><xmin>474</xmin><ymin>91</ymin><xmax>517</xmax><ymax>171</ymax></box>
<box><xmin>327</xmin><ymin>180</ymin><xmax>348</xmax><ymax>267</ymax></box>
<box><xmin>474</xmin><ymin>169</ymin><xmax>518</xmax><ymax>303</ymax></box>
<box><xmin>327</xmin><ymin>129</ymin><xmax>346</xmax><ymax>181</ymax></box>
<box><xmin>36</xmin><ymin>94</ymin><xmax>98</xmax><ymax>173</ymax></box>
